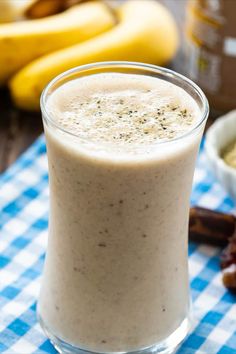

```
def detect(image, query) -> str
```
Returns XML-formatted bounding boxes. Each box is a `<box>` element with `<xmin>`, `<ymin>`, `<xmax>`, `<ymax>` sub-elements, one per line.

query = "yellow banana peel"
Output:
<box><xmin>10</xmin><ymin>0</ymin><xmax>179</xmax><ymax>111</ymax></box>
<box><xmin>0</xmin><ymin>0</ymin><xmax>36</xmax><ymax>23</ymax></box>
<box><xmin>0</xmin><ymin>1</ymin><xmax>114</xmax><ymax>83</ymax></box>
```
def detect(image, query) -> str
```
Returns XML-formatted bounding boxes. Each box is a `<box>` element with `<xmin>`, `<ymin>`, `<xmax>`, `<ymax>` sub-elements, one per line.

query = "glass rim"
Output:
<box><xmin>40</xmin><ymin>61</ymin><xmax>209</xmax><ymax>147</ymax></box>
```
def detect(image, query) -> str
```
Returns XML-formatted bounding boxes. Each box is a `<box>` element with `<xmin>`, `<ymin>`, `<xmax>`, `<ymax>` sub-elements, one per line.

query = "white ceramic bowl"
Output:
<box><xmin>205</xmin><ymin>110</ymin><xmax>236</xmax><ymax>201</ymax></box>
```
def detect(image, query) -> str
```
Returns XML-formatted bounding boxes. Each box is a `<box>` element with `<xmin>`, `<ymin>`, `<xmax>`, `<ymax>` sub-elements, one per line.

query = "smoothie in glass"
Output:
<box><xmin>38</xmin><ymin>62</ymin><xmax>208</xmax><ymax>354</ymax></box>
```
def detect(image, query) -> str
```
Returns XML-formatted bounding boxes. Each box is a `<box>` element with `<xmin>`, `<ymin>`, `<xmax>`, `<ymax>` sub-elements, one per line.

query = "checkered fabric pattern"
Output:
<box><xmin>0</xmin><ymin>136</ymin><xmax>235</xmax><ymax>354</ymax></box>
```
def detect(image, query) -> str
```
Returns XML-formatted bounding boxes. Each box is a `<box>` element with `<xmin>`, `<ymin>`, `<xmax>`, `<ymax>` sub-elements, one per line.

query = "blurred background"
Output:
<box><xmin>0</xmin><ymin>0</ymin><xmax>236</xmax><ymax>172</ymax></box>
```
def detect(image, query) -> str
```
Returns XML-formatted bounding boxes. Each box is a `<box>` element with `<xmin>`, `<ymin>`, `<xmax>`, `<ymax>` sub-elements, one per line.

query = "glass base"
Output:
<box><xmin>38</xmin><ymin>314</ymin><xmax>191</xmax><ymax>354</ymax></box>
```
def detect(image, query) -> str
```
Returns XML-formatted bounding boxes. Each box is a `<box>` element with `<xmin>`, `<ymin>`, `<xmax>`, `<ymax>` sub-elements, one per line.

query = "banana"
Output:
<box><xmin>10</xmin><ymin>0</ymin><xmax>179</xmax><ymax>111</ymax></box>
<box><xmin>0</xmin><ymin>1</ymin><xmax>114</xmax><ymax>83</ymax></box>
<box><xmin>0</xmin><ymin>0</ymin><xmax>36</xmax><ymax>23</ymax></box>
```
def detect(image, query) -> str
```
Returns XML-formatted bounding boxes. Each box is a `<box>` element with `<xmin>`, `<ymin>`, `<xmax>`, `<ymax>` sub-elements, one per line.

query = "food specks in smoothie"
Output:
<box><xmin>142</xmin><ymin>234</ymin><xmax>147</xmax><ymax>238</ymax></box>
<box><xmin>47</xmin><ymin>73</ymin><xmax>199</xmax><ymax>148</ymax></box>
<box><xmin>73</xmin><ymin>266</ymin><xmax>79</xmax><ymax>272</ymax></box>
<box><xmin>55</xmin><ymin>305</ymin><xmax>60</xmax><ymax>311</ymax></box>
<box><xmin>98</xmin><ymin>242</ymin><xmax>107</xmax><ymax>247</ymax></box>
<box><xmin>119</xmin><ymin>200</ymin><xmax>124</xmax><ymax>204</ymax></box>
<box><xmin>162</xmin><ymin>306</ymin><xmax>166</xmax><ymax>312</ymax></box>
<box><xmin>101</xmin><ymin>340</ymin><xmax>107</xmax><ymax>344</ymax></box>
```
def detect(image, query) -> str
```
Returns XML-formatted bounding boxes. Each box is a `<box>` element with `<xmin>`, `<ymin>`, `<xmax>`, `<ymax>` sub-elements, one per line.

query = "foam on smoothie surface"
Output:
<box><xmin>46</xmin><ymin>73</ymin><xmax>200</xmax><ymax>145</ymax></box>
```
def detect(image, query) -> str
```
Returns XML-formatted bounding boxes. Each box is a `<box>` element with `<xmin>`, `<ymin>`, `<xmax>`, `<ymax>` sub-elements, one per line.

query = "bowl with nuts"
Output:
<box><xmin>205</xmin><ymin>110</ymin><xmax>236</xmax><ymax>201</ymax></box>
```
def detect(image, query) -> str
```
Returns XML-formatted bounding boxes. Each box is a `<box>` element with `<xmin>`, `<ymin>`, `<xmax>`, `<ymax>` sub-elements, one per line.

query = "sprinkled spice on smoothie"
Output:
<box><xmin>48</xmin><ymin>73</ymin><xmax>198</xmax><ymax>148</ymax></box>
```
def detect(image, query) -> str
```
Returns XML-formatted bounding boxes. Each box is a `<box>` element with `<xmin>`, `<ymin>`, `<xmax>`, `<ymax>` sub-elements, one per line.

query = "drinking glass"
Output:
<box><xmin>38</xmin><ymin>62</ymin><xmax>209</xmax><ymax>354</ymax></box>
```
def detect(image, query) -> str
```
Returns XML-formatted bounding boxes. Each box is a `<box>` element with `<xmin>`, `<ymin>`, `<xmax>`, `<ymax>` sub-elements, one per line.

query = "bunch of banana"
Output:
<box><xmin>0</xmin><ymin>0</ymin><xmax>179</xmax><ymax>111</ymax></box>
<box><xmin>0</xmin><ymin>1</ymin><xmax>114</xmax><ymax>83</ymax></box>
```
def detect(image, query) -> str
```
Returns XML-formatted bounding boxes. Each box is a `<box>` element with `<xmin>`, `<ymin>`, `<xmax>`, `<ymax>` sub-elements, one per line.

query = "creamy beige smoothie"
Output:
<box><xmin>38</xmin><ymin>69</ymin><xmax>207</xmax><ymax>353</ymax></box>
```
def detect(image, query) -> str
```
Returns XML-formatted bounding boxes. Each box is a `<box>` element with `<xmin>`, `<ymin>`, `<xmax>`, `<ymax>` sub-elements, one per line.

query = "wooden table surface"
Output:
<box><xmin>0</xmin><ymin>88</ymin><xmax>42</xmax><ymax>173</ymax></box>
<box><xmin>0</xmin><ymin>0</ymin><xmax>214</xmax><ymax>174</ymax></box>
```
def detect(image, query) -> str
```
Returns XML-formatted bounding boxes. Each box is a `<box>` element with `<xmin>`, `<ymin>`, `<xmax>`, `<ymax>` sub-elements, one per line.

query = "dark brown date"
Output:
<box><xmin>189</xmin><ymin>206</ymin><xmax>236</xmax><ymax>291</ymax></box>
<box><xmin>189</xmin><ymin>206</ymin><xmax>236</xmax><ymax>247</ymax></box>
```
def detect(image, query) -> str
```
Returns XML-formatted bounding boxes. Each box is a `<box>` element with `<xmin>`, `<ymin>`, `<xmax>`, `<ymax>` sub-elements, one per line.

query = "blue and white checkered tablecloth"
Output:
<box><xmin>0</xmin><ymin>136</ymin><xmax>236</xmax><ymax>354</ymax></box>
